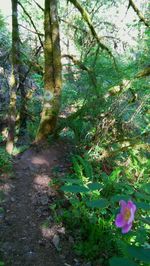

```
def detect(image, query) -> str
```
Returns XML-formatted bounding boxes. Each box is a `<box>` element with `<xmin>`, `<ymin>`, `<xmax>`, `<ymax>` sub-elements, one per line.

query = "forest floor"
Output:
<box><xmin>0</xmin><ymin>140</ymin><xmax>83</xmax><ymax>266</ymax></box>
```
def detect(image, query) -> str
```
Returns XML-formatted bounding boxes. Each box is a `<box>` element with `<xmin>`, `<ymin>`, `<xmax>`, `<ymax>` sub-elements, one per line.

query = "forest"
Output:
<box><xmin>0</xmin><ymin>0</ymin><xmax>150</xmax><ymax>265</ymax></box>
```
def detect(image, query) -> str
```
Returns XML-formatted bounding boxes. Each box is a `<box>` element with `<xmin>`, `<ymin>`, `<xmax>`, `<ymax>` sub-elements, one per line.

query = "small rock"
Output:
<box><xmin>42</xmin><ymin>210</ymin><xmax>49</xmax><ymax>216</ymax></box>
<box><xmin>52</xmin><ymin>234</ymin><xmax>60</xmax><ymax>250</ymax></box>
<box><xmin>22</xmin><ymin>166</ymin><xmax>29</xmax><ymax>170</ymax></box>
<box><xmin>74</xmin><ymin>259</ymin><xmax>80</xmax><ymax>266</ymax></box>
<box><xmin>4</xmin><ymin>218</ymin><xmax>12</xmax><ymax>226</ymax></box>
<box><xmin>0</xmin><ymin>212</ymin><xmax>5</xmax><ymax>221</ymax></box>
<box><xmin>68</xmin><ymin>236</ymin><xmax>74</xmax><ymax>244</ymax></box>
<box><xmin>57</xmin><ymin>227</ymin><xmax>65</xmax><ymax>234</ymax></box>
<box><xmin>25</xmin><ymin>250</ymin><xmax>37</xmax><ymax>261</ymax></box>
<box><xmin>2</xmin><ymin>242</ymin><xmax>13</xmax><ymax>253</ymax></box>
<box><xmin>60</xmin><ymin>254</ymin><xmax>66</xmax><ymax>260</ymax></box>
<box><xmin>47</xmin><ymin>215</ymin><xmax>53</xmax><ymax>221</ymax></box>
<box><xmin>29</xmin><ymin>165</ymin><xmax>38</xmax><ymax>172</ymax></box>
<box><xmin>84</xmin><ymin>262</ymin><xmax>92</xmax><ymax>266</ymax></box>
<box><xmin>38</xmin><ymin>240</ymin><xmax>46</xmax><ymax>246</ymax></box>
<box><xmin>10</xmin><ymin>197</ymin><xmax>15</xmax><ymax>202</ymax></box>
<box><xmin>40</xmin><ymin>194</ymin><xmax>49</xmax><ymax>205</ymax></box>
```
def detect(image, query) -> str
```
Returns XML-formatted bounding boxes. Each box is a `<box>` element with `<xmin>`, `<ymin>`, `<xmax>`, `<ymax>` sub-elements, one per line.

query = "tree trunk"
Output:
<box><xmin>36</xmin><ymin>0</ymin><xmax>62</xmax><ymax>142</ymax></box>
<box><xmin>6</xmin><ymin>0</ymin><xmax>19</xmax><ymax>154</ymax></box>
<box><xmin>18</xmin><ymin>66</ymin><xmax>29</xmax><ymax>139</ymax></box>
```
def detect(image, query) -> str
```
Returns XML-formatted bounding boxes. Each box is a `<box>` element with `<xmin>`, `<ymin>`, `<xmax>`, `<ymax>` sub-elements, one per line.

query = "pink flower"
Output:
<box><xmin>115</xmin><ymin>200</ymin><xmax>136</xmax><ymax>234</ymax></box>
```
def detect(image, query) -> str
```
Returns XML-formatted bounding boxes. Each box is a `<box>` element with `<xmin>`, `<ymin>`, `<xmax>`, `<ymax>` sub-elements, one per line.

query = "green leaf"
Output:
<box><xmin>134</xmin><ymin>192</ymin><xmax>150</xmax><ymax>201</ymax></box>
<box><xmin>109</xmin><ymin>257</ymin><xmax>138</xmax><ymax>266</ymax></box>
<box><xmin>76</xmin><ymin>155</ymin><xmax>93</xmax><ymax>180</ymax></box>
<box><xmin>109</xmin><ymin>167</ymin><xmax>121</xmax><ymax>182</ymax></box>
<box><xmin>127</xmin><ymin>246</ymin><xmax>150</xmax><ymax>263</ymax></box>
<box><xmin>141</xmin><ymin>216</ymin><xmax>150</xmax><ymax>225</ymax></box>
<box><xmin>61</xmin><ymin>185</ymin><xmax>89</xmax><ymax>193</ymax></box>
<box><xmin>141</xmin><ymin>183</ymin><xmax>150</xmax><ymax>194</ymax></box>
<box><xmin>61</xmin><ymin>178</ymin><xmax>82</xmax><ymax>184</ymax></box>
<box><xmin>88</xmin><ymin>182</ymin><xmax>103</xmax><ymax>191</ymax></box>
<box><xmin>86</xmin><ymin>199</ymin><xmax>109</xmax><ymax>209</ymax></box>
<box><xmin>111</xmin><ymin>195</ymin><xmax>129</xmax><ymax>202</ymax></box>
<box><xmin>136</xmin><ymin>202</ymin><xmax>150</xmax><ymax>210</ymax></box>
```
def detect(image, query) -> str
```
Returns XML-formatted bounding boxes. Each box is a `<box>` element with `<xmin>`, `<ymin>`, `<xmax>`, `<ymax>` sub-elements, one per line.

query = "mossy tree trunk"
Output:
<box><xmin>36</xmin><ymin>0</ymin><xmax>62</xmax><ymax>142</ymax></box>
<box><xmin>18</xmin><ymin>66</ymin><xmax>29</xmax><ymax>138</ymax></box>
<box><xmin>6</xmin><ymin>0</ymin><xmax>20</xmax><ymax>153</ymax></box>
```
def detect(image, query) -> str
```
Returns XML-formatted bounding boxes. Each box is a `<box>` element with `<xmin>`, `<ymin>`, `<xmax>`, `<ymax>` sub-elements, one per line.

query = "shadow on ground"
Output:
<box><xmin>0</xmin><ymin>140</ymin><xmax>76</xmax><ymax>266</ymax></box>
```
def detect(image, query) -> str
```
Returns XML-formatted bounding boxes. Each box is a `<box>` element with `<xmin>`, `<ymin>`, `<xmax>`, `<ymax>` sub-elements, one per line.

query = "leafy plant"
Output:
<box><xmin>55</xmin><ymin>152</ymin><xmax>150</xmax><ymax>265</ymax></box>
<box><xmin>0</xmin><ymin>148</ymin><xmax>12</xmax><ymax>174</ymax></box>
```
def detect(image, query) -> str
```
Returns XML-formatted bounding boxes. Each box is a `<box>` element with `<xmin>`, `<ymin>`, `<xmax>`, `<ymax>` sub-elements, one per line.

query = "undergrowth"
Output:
<box><xmin>51</xmin><ymin>150</ymin><xmax>150</xmax><ymax>265</ymax></box>
<box><xmin>0</xmin><ymin>147</ymin><xmax>12</xmax><ymax>174</ymax></box>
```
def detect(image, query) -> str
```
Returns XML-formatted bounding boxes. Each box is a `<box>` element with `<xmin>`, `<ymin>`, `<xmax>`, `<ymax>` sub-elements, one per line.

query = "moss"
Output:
<box><xmin>36</xmin><ymin>0</ymin><xmax>62</xmax><ymax>141</ymax></box>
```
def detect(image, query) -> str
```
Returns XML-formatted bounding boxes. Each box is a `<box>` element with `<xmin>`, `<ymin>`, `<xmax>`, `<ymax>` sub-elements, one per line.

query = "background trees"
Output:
<box><xmin>0</xmin><ymin>0</ymin><xmax>149</xmax><ymax>265</ymax></box>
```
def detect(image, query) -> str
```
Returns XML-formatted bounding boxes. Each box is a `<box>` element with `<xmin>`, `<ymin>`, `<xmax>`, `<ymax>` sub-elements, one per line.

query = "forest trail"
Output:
<box><xmin>0</xmin><ymin>141</ymin><xmax>75</xmax><ymax>266</ymax></box>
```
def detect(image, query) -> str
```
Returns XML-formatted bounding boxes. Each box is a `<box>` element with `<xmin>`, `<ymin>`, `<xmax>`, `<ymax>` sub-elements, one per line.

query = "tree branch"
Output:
<box><xmin>33</xmin><ymin>0</ymin><xmax>44</xmax><ymax>12</ymax></box>
<box><xmin>68</xmin><ymin>0</ymin><xmax>114</xmax><ymax>59</ymax></box>
<box><xmin>60</xmin><ymin>18</ymin><xmax>88</xmax><ymax>34</ymax></box>
<box><xmin>135</xmin><ymin>66</ymin><xmax>150</xmax><ymax>78</ymax></box>
<box><xmin>62</xmin><ymin>54</ymin><xmax>98</xmax><ymax>92</ymax></box>
<box><xmin>19</xmin><ymin>24</ymin><xmax>44</xmax><ymax>36</ymax></box>
<box><xmin>129</xmin><ymin>0</ymin><xmax>150</xmax><ymax>27</ymax></box>
<box><xmin>18</xmin><ymin>1</ymin><xmax>44</xmax><ymax>47</ymax></box>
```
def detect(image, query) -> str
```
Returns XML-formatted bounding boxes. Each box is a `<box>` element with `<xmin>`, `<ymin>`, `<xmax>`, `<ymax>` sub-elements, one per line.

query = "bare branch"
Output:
<box><xmin>19</xmin><ymin>24</ymin><xmax>44</xmax><ymax>36</ymax></box>
<box><xmin>33</xmin><ymin>0</ymin><xmax>44</xmax><ymax>12</ymax></box>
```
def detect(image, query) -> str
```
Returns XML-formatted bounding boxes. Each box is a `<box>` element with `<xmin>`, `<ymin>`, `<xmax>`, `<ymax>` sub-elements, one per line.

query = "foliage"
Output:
<box><xmin>53</xmin><ymin>151</ymin><xmax>150</xmax><ymax>265</ymax></box>
<box><xmin>0</xmin><ymin>0</ymin><xmax>149</xmax><ymax>264</ymax></box>
<box><xmin>0</xmin><ymin>10</ymin><xmax>10</xmax><ymax>51</ymax></box>
<box><xmin>0</xmin><ymin>148</ymin><xmax>12</xmax><ymax>174</ymax></box>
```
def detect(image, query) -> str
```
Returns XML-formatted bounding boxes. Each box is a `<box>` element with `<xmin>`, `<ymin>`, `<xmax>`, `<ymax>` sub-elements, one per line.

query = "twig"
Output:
<box><xmin>19</xmin><ymin>24</ymin><xmax>44</xmax><ymax>36</ymax></box>
<box><xmin>18</xmin><ymin>1</ymin><xmax>43</xmax><ymax>47</ymax></box>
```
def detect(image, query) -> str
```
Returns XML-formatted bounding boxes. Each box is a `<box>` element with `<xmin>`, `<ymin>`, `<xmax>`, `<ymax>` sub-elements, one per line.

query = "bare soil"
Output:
<box><xmin>0</xmin><ymin>140</ymin><xmax>79</xmax><ymax>266</ymax></box>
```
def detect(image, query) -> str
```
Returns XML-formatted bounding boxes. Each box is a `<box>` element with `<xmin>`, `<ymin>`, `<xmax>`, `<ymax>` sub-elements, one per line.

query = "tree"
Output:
<box><xmin>36</xmin><ymin>0</ymin><xmax>62</xmax><ymax>142</ymax></box>
<box><xmin>6</xmin><ymin>0</ymin><xmax>20</xmax><ymax>153</ymax></box>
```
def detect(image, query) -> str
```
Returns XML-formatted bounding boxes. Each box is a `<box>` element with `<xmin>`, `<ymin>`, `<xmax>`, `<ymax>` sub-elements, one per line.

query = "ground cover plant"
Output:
<box><xmin>52</xmin><ymin>148</ymin><xmax>150</xmax><ymax>265</ymax></box>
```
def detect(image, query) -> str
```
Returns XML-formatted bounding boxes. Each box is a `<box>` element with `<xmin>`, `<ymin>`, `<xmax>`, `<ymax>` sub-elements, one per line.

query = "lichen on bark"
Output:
<box><xmin>36</xmin><ymin>0</ymin><xmax>62</xmax><ymax>142</ymax></box>
<box><xmin>6</xmin><ymin>0</ymin><xmax>20</xmax><ymax>154</ymax></box>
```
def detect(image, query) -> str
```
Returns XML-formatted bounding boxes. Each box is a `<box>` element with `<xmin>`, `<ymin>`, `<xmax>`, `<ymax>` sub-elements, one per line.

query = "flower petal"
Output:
<box><xmin>127</xmin><ymin>201</ymin><xmax>136</xmax><ymax>223</ymax></box>
<box><xmin>115</xmin><ymin>214</ymin><xmax>126</xmax><ymax>228</ymax></box>
<box><xmin>122</xmin><ymin>223</ymin><xmax>132</xmax><ymax>234</ymax></box>
<box><xmin>119</xmin><ymin>200</ymin><xmax>127</xmax><ymax>208</ymax></box>
<box><xmin>120</xmin><ymin>200</ymin><xmax>127</xmax><ymax>214</ymax></box>
<box><xmin>128</xmin><ymin>201</ymin><xmax>136</xmax><ymax>214</ymax></box>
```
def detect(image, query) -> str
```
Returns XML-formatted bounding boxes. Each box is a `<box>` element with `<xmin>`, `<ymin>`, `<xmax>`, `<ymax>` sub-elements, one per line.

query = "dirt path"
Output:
<box><xmin>0</xmin><ymin>141</ymin><xmax>76</xmax><ymax>266</ymax></box>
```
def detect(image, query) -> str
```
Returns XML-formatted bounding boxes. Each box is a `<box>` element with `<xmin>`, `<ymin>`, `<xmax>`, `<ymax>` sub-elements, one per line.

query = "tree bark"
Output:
<box><xmin>36</xmin><ymin>0</ymin><xmax>62</xmax><ymax>142</ymax></box>
<box><xmin>6</xmin><ymin>0</ymin><xmax>19</xmax><ymax>153</ymax></box>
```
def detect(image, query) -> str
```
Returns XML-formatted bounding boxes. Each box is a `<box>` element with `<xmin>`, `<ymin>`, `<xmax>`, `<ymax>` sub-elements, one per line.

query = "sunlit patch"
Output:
<box><xmin>33</xmin><ymin>174</ymin><xmax>51</xmax><ymax>186</ymax></box>
<box><xmin>31</xmin><ymin>156</ymin><xmax>49</xmax><ymax>166</ymax></box>
<box><xmin>0</xmin><ymin>183</ymin><xmax>12</xmax><ymax>194</ymax></box>
<box><xmin>41</xmin><ymin>227</ymin><xmax>54</xmax><ymax>239</ymax></box>
<box><xmin>41</xmin><ymin>224</ymin><xmax>65</xmax><ymax>240</ymax></box>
